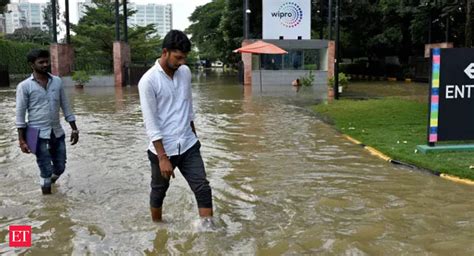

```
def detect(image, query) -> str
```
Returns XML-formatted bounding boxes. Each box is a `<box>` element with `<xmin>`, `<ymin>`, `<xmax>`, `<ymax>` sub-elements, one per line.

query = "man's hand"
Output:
<box><xmin>70</xmin><ymin>130</ymin><xmax>79</xmax><ymax>145</ymax></box>
<box><xmin>19</xmin><ymin>141</ymin><xmax>31</xmax><ymax>154</ymax></box>
<box><xmin>158</xmin><ymin>156</ymin><xmax>175</xmax><ymax>179</ymax></box>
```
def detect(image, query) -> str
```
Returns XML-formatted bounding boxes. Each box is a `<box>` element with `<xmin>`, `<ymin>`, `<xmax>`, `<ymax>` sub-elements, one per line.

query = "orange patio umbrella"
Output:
<box><xmin>234</xmin><ymin>41</ymin><xmax>288</xmax><ymax>93</ymax></box>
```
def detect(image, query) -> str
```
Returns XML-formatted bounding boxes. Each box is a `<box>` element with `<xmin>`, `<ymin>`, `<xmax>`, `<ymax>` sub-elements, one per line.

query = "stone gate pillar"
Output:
<box><xmin>241</xmin><ymin>40</ymin><xmax>253</xmax><ymax>86</ymax></box>
<box><xmin>113</xmin><ymin>41</ymin><xmax>130</xmax><ymax>87</ymax></box>
<box><xmin>50</xmin><ymin>44</ymin><xmax>74</xmax><ymax>76</ymax></box>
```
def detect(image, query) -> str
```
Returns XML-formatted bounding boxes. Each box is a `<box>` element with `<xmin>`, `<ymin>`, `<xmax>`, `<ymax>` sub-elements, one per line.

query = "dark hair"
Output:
<box><xmin>27</xmin><ymin>49</ymin><xmax>50</xmax><ymax>63</ymax></box>
<box><xmin>162</xmin><ymin>30</ymin><xmax>191</xmax><ymax>53</ymax></box>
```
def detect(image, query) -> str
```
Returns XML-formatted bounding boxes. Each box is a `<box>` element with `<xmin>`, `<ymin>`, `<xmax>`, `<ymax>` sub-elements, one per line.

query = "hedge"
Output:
<box><xmin>0</xmin><ymin>39</ymin><xmax>46</xmax><ymax>74</ymax></box>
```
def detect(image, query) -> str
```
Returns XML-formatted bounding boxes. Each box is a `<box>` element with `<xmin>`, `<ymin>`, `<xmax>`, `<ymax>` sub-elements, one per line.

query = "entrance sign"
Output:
<box><xmin>262</xmin><ymin>0</ymin><xmax>311</xmax><ymax>39</ymax></box>
<box><xmin>427</xmin><ymin>48</ymin><xmax>474</xmax><ymax>143</ymax></box>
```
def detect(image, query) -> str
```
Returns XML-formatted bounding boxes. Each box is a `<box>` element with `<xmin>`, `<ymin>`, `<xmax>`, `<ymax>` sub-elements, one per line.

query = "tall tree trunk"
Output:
<box><xmin>466</xmin><ymin>0</ymin><xmax>473</xmax><ymax>47</ymax></box>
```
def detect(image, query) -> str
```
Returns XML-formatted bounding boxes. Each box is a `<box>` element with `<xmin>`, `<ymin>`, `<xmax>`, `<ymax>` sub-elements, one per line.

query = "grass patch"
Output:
<box><xmin>313</xmin><ymin>98</ymin><xmax>474</xmax><ymax>180</ymax></box>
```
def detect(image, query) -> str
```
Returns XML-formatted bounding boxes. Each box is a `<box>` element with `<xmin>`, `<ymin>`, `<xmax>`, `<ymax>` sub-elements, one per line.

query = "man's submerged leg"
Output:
<box><xmin>150</xmin><ymin>207</ymin><xmax>162</xmax><ymax>222</ymax></box>
<box><xmin>36</xmin><ymin>138</ymin><xmax>53</xmax><ymax>194</ymax></box>
<box><xmin>51</xmin><ymin>135</ymin><xmax>67</xmax><ymax>184</ymax></box>
<box><xmin>179</xmin><ymin>141</ymin><xmax>215</xmax><ymax>228</ymax></box>
<box><xmin>148</xmin><ymin>150</ymin><xmax>171</xmax><ymax>222</ymax></box>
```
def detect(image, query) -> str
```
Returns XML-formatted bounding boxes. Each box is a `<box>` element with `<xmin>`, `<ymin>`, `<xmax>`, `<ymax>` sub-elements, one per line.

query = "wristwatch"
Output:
<box><xmin>71</xmin><ymin>130</ymin><xmax>79</xmax><ymax>134</ymax></box>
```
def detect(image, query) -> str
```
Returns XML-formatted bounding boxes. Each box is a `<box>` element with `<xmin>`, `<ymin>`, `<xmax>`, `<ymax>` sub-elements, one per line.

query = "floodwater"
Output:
<box><xmin>1</xmin><ymin>72</ymin><xmax>473</xmax><ymax>255</ymax></box>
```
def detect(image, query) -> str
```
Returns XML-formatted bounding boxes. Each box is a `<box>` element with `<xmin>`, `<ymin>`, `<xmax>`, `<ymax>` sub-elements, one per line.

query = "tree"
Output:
<box><xmin>186</xmin><ymin>0</ymin><xmax>226</xmax><ymax>63</ymax></box>
<box><xmin>5</xmin><ymin>27</ymin><xmax>50</xmax><ymax>45</ymax></box>
<box><xmin>128</xmin><ymin>24</ymin><xmax>162</xmax><ymax>66</ymax></box>
<box><xmin>0</xmin><ymin>0</ymin><xmax>9</xmax><ymax>14</ymax></box>
<box><xmin>220</xmin><ymin>0</ymin><xmax>244</xmax><ymax>64</ymax></box>
<box><xmin>72</xmin><ymin>0</ymin><xmax>159</xmax><ymax>71</ymax></box>
<box><xmin>43</xmin><ymin>0</ymin><xmax>61</xmax><ymax>41</ymax></box>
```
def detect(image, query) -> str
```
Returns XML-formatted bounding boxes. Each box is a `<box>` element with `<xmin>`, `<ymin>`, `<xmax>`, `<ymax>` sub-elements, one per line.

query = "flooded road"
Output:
<box><xmin>1</xmin><ymin>73</ymin><xmax>473</xmax><ymax>255</ymax></box>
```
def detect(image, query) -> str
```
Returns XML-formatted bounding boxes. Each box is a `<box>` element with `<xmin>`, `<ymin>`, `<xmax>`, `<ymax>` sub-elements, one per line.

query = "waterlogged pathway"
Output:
<box><xmin>1</xmin><ymin>74</ymin><xmax>473</xmax><ymax>254</ymax></box>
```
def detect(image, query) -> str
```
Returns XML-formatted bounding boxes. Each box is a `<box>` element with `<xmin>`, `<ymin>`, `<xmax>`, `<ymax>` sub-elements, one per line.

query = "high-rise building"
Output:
<box><xmin>0</xmin><ymin>14</ymin><xmax>6</xmax><ymax>34</ymax></box>
<box><xmin>4</xmin><ymin>1</ymin><xmax>48</xmax><ymax>34</ymax></box>
<box><xmin>18</xmin><ymin>1</ymin><xmax>48</xmax><ymax>31</ymax></box>
<box><xmin>4</xmin><ymin>4</ymin><xmax>26</xmax><ymax>34</ymax></box>
<box><xmin>128</xmin><ymin>3</ymin><xmax>172</xmax><ymax>38</ymax></box>
<box><xmin>77</xmin><ymin>1</ymin><xmax>172</xmax><ymax>38</ymax></box>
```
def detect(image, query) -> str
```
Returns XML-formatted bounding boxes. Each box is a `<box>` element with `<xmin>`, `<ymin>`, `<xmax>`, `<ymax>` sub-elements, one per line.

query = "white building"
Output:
<box><xmin>128</xmin><ymin>3</ymin><xmax>172</xmax><ymax>38</ymax></box>
<box><xmin>77</xmin><ymin>1</ymin><xmax>172</xmax><ymax>38</ymax></box>
<box><xmin>0</xmin><ymin>14</ymin><xmax>6</xmax><ymax>34</ymax></box>
<box><xmin>18</xmin><ymin>1</ymin><xmax>48</xmax><ymax>31</ymax></box>
<box><xmin>4</xmin><ymin>1</ymin><xmax>48</xmax><ymax>34</ymax></box>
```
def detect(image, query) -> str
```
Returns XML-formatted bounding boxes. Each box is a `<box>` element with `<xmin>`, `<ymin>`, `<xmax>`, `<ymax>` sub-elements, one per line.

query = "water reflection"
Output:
<box><xmin>0</xmin><ymin>74</ymin><xmax>473</xmax><ymax>254</ymax></box>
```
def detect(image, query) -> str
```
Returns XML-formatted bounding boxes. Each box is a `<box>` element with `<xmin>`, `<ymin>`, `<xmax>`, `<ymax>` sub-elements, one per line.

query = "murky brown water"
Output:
<box><xmin>1</xmin><ymin>73</ymin><xmax>473</xmax><ymax>255</ymax></box>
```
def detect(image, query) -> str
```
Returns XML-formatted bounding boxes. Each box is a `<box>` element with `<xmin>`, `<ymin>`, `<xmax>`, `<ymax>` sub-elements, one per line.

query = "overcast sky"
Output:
<box><xmin>15</xmin><ymin>0</ymin><xmax>212</xmax><ymax>31</ymax></box>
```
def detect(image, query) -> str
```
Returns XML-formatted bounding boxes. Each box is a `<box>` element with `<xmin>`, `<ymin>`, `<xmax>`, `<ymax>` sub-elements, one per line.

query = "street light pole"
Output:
<box><xmin>123</xmin><ymin>0</ymin><xmax>128</xmax><ymax>43</ymax></box>
<box><xmin>334</xmin><ymin>0</ymin><xmax>340</xmax><ymax>100</ymax></box>
<box><xmin>114</xmin><ymin>0</ymin><xmax>120</xmax><ymax>41</ymax></box>
<box><xmin>328</xmin><ymin>0</ymin><xmax>332</xmax><ymax>40</ymax></box>
<box><xmin>65</xmin><ymin>0</ymin><xmax>70</xmax><ymax>44</ymax></box>
<box><xmin>244</xmin><ymin>0</ymin><xmax>249</xmax><ymax>40</ymax></box>
<box><xmin>52</xmin><ymin>0</ymin><xmax>57</xmax><ymax>43</ymax></box>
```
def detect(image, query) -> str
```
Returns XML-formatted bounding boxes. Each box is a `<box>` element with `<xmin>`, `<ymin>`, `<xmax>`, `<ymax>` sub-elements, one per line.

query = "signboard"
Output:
<box><xmin>427</xmin><ymin>48</ymin><xmax>474</xmax><ymax>143</ymax></box>
<box><xmin>262</xmin><ymin>0</ymin><xmax>311</xmax><ymax>40</ymax></box>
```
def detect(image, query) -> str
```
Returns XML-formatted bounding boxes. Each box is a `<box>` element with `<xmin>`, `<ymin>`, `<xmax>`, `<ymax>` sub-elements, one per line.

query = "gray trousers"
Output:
<box><xmin>147</xmin><ymin>141</ymin><xmax>213</xmax><ymax>209</ymax></box>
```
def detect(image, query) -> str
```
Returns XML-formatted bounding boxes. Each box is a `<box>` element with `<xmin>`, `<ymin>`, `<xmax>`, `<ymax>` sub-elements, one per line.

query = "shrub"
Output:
<box><xmin>300</xmin><ymin>70</ymin><xmax>315</xmax><ymax>87</ymax></box>
<box><xmin>0</xmin><ymin>39</ymin><xmax>46</xmax><ymax>74</ymax></box>
<box><xmin>328</xmin><ymin>72</ymin><xmax>349</xmax><ymax>87</ymax></box>
<box><xmin>71</xmin><ymin>70</ymin><xmax>91</xmax><ymax>85</ymax></box>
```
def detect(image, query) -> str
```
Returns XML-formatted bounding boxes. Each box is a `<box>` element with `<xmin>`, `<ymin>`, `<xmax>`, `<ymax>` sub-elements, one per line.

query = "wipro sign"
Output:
<box><xmin>271</xmin><ymin>2</ymin><xmax>304</xmax><ymax>28</ymax></box>
<box><xmin>263</xmin><ymin>0</ymin><xmax>311</xmax><ymax>39</ymax></box>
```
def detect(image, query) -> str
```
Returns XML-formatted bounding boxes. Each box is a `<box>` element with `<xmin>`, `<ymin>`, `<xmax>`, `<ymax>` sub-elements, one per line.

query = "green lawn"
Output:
<box><xmin>313</xmin><ymin>98</ymin><xmax>474</xmax><ymax>180</ymax></box>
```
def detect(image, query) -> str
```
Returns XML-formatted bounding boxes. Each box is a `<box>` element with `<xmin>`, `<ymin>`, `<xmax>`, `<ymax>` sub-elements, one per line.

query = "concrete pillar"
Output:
<box><xmin>241</xmin><ymin>40</ymin><xmax>253</xmax><ymax>86</ymax></box>
<box><xmin>50</xmin><ymin>44</ymin><xmax>74</xmax><ymax>76</ymax></box>
<box><xmin>327</xmin><ymin>40</ymin><xmax>335</xmax><ymax>79</ymax></box>
<box><xmin>113</xmin><ymin>41</ymin><xmax>131</xmax><ymax>87</ymax></box>
<box><xmin>327</xmin><ymin>41</ymin><xmax>336</xmax><ymax>102</ymax></box>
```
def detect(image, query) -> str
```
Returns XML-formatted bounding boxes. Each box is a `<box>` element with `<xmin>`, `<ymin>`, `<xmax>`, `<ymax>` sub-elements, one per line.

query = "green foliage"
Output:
<box><xmin>188</xmin><ymin>0</ymin><xmax>473</xmax><ymax>67</ymax></box>
<box><xmin>300</xmin><ymin>70</ymin><xmax>315</xmax><ymax>87</ymax></box>
<box><xmin>72</xmin><ymin>0</ymin><xmax>159</xmax><ymax>72</ymax></box>
<box><xmin>5</xmin><ymin>28</ymin><xmax>50</xmax><ymax>45</ymax></box>
<box><xmin>328</xmin><ymin>73</ymin><xmax>349</xmax><ymax>88</ymax></box>
<box><xmin>0</xmin><ymin>0</ymin><xmax>9</xmax><ymax>14</ymax></box>
<box><xmin>71</xmin><ymin>70</ymin><xmax>91</xmax><ymax>85</ymax></box>
<box><xmin>0</xmin><ymin>39</ymin><xmax>46</xmax><ymax>74</ymax></box>
<box><xmin>128</xmin><ymin>24</ymin><xmax>162</xmax><ymax>66</ymax></box>
<box><xmin>42</xmin><ymin>0</ymin><xmax>61</xmax><ymax>41</ymax></box>
<box><xmin>71</xmin><ymin>0</ymin><xmax>123</xmax><ymax>72</ymax></box>
<box><xmin>313</xmin><ymin>98</ymin><xmax>474</xmax><ymax>180</ymax></box>
<box><xmin>186</xmin><ymin>0</ymin><xmax>226</xmax><ymax>62</ymax></box>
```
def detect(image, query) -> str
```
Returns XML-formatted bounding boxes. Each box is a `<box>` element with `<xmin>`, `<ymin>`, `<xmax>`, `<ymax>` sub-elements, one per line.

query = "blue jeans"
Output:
<box><xmin>35</xmin><ymin>133</ymin><xmax>66</xmax><ymax>187</ymax></box>
<box><xmin>147</xmin><ymin>141</ymin><xmax>213</xmax><ymax>209</ymax></box>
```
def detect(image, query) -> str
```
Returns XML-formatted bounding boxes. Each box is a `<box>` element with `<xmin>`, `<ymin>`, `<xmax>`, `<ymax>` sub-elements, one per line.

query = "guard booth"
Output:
<box><xmin>248</xmin><ymin>39</ymin><xmax>331</xmax><ymax>96</ymax></box>
<box><xmin>241</xmin><ymin>0</ymin><xmax>335</xmax><ymax>99</ymax></box>
<box><xmin>0</xmin><ymin>65</ymin><xmax>10</xmax><ymax>87</ymax></box>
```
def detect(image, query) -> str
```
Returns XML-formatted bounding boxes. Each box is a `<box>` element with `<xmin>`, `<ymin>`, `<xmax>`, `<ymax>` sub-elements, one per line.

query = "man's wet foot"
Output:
<box><xmin>200</xmin><ymin>217</ymin><xmax>216</xmax><ymax>230</ymax></box>
<box><xmin>51</xmin><ymin>174</ymin><xmax>59</xmax><ymax>184</ymax></box>
<box><xmin>41</xmin><ymin>186</ymin><xmax>52</xmax><ymax>195</ymax></box>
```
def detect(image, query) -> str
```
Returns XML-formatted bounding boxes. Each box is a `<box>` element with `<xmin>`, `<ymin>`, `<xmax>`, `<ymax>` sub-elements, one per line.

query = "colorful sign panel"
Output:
<box><xmin>428</xmin><ymin>48</ymin><xmax>474</xmax><ymax>143</ymax></box>
<box><xmin>262</xmin><ymin>0</ymin><xmax>311</xmax><ymax>40</ymax></box>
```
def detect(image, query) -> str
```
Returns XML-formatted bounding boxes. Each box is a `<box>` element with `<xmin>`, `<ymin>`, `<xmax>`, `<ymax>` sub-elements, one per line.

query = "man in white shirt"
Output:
<box><xmin>138</xmin><ymin>30</ymin><xmax>213</xmax><ymax>224</ymax></box>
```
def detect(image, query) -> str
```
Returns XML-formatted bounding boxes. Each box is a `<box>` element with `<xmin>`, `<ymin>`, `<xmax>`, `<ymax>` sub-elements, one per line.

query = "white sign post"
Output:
<box><xmin>262</xmin><ymin>0</ymin><xmax>311</xmax><ymax>40</ymax></box>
